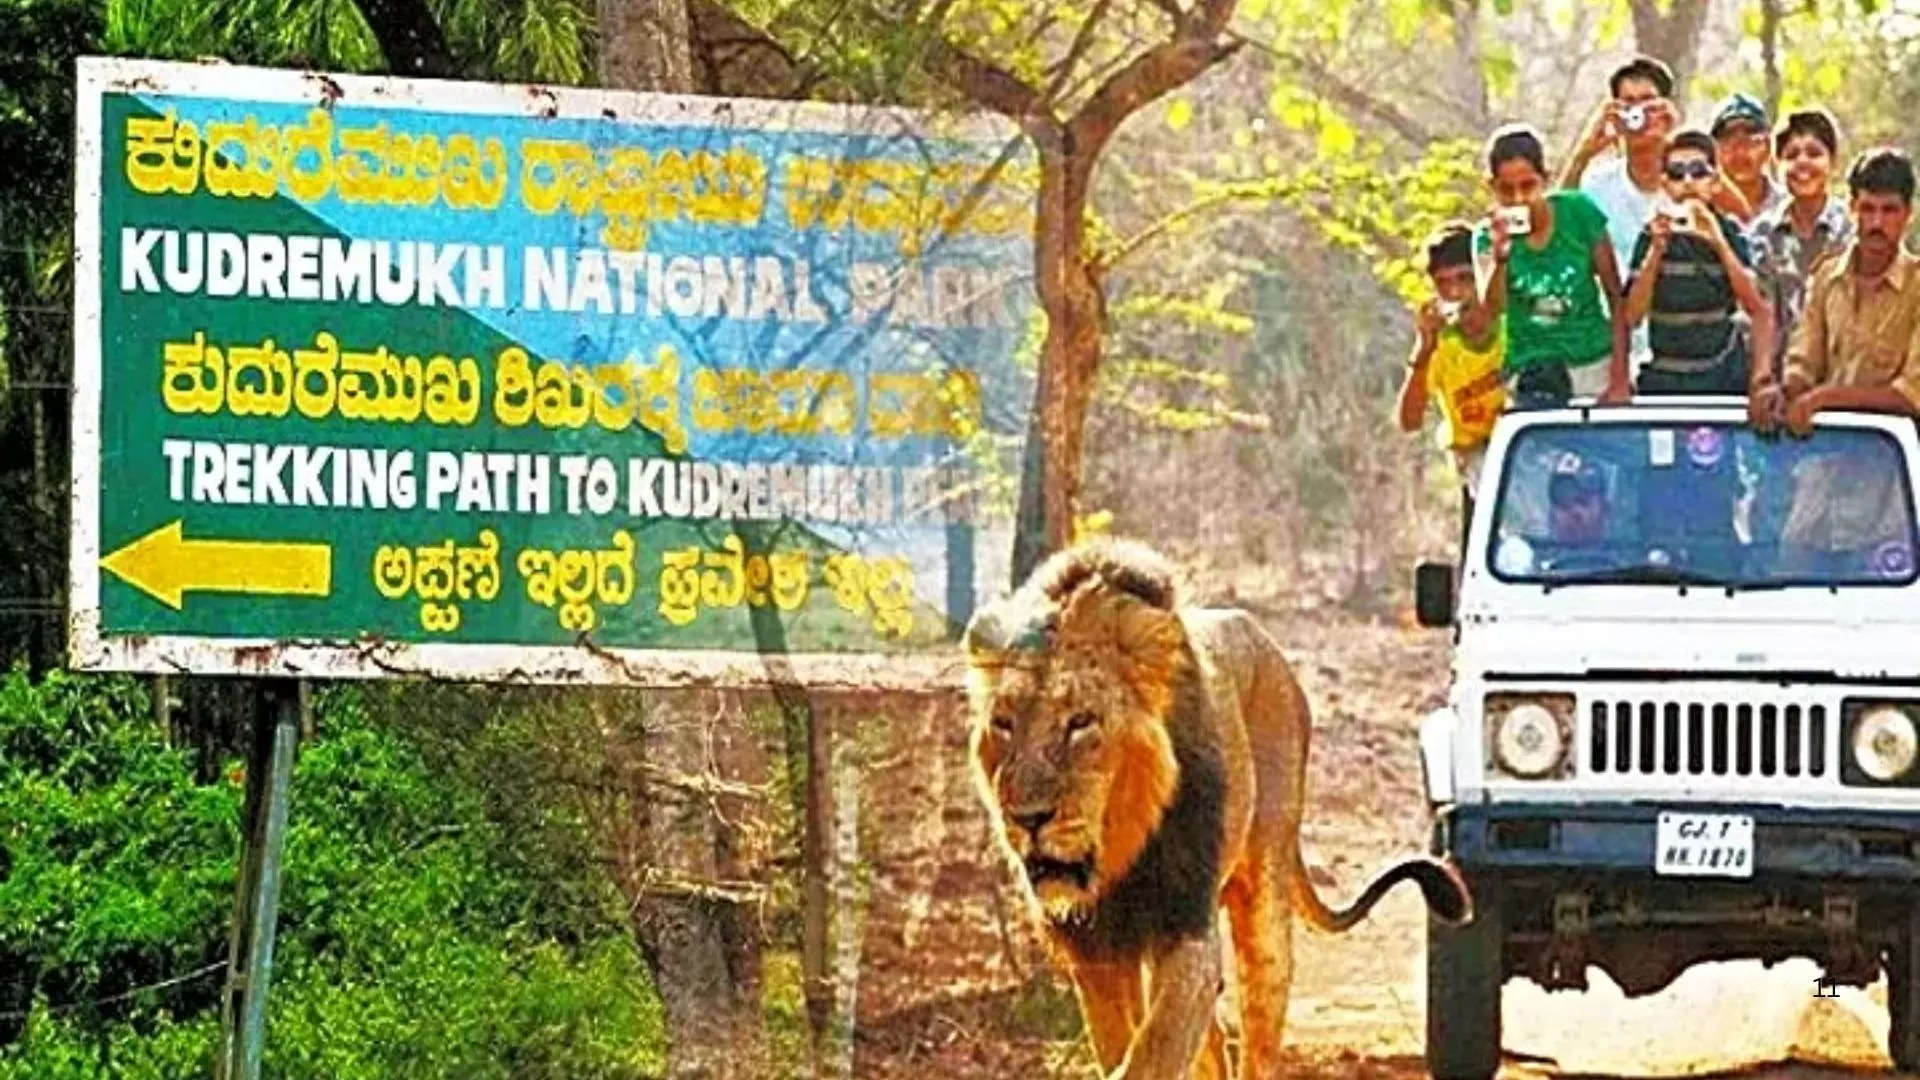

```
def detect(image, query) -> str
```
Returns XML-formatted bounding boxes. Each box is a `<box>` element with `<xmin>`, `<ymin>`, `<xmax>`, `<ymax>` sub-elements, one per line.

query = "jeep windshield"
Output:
<box><xmin>1486</xmin><ymin>421</ymin><xmax>1919</xmax><ymax>588</ymax></box>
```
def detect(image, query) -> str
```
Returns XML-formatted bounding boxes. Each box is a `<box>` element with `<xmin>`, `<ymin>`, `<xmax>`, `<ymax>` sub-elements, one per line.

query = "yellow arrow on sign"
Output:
<box><xmin>101</xmin><ymin>520</ymin><xmax>333</xmax><ymax>610</ymax></box>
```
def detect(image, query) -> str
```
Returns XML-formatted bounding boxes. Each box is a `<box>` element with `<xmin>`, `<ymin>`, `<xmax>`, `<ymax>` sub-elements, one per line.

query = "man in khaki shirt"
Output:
<box><xmin>1754</xmin><ymin>147</ymin><xmax>1920</xmax><ymax>432</ymax></box>
<box><xmin>1752</xmin><ymin>147</ymin><xmax>1920</xmax><ymax>572</ymax></box>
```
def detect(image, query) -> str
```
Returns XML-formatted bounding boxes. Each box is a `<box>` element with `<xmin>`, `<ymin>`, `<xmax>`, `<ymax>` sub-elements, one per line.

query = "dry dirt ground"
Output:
<box><xmin>843</xmin><ymin>615</ymin><xmax>1920</xmax><ymax>1080</ymax></box>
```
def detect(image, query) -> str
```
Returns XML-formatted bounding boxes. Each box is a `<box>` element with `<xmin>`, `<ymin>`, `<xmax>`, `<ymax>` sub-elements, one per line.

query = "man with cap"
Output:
<box><xmin>1492</xmin><ymin>452</ymin><xmax>1617</xmax><ymax>576</ymax></box>
<box><xmin>1711</xmin><ymin>93</ymin><xmax>1787</xmax><ymax>226</ymax></box>
<box><xmin>1546</xmin><ymin>457</ymin><xmax>1609</xmax><ymax>551</ymax></box>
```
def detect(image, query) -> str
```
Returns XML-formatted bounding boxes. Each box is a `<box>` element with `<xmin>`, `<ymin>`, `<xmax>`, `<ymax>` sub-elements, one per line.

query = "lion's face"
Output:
<box><xmin>964</xmin><ymin>575</ymin><xmax>1186</xmax><ymax>922</ymax></box>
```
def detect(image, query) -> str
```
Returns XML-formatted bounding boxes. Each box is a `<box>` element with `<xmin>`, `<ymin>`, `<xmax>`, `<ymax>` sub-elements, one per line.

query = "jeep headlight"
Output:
<box><xmin>1852</xmin><ymin>704</ymin><xmax>1919</xmax><ymax>782</ymax></box>
<box><xmin>1487</xmin><ymin>694</ymin><xmax>1574</xmax><ymax>779</ymax></box>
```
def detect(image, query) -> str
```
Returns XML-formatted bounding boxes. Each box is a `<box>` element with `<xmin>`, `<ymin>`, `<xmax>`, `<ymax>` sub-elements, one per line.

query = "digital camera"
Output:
<box><xmin>1657</xmin><ymin>198</ymin><xmax>1692</xmax><ymax>231</ymax></box>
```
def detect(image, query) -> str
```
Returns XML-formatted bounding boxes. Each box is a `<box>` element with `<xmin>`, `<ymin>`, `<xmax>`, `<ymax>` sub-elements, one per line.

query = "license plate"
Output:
<box><xmin>1655</xmin><ymin>811</ymin><xmax>1754</xmax><ymax>877</ymax></box>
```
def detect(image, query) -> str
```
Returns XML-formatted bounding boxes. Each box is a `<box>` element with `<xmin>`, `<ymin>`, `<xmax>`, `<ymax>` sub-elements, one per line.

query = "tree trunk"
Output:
<box><xmin>600</xmin><ymin>0</ymin><xmax>695</xmax><ymax>93</ymax></box>
<box><xmin>687</xmin><ymin>0</ymin><xmax>812</xmax><ymax>97</ymax></box>
<box><xmin>1011</xmin><ymin>142</ymin><xmax>1106</xmax><ymax>582</ymax></box>
<box><xmin>595</xmin><ymin>20</ymin><xmax>764</xmax><ymax>1076</ymax></box>
<box><xmin>823</xmin><ymin>708</ymin><xmax>865</xmax><ymax>1080</ymax></box>
<box><xmin>953</xmin><ymin>12</ymin><xmax>1237</xmax><ymax>583</ymax></box>
<box><xmin>1628</xmin><ymin>0</ymin><xmax>1710</xmax><ymax>100</ymax></box>
<box><xmin>1009</xmin><ymin>396</ymin><xmax>1050</xmax><ymax>585</ymax></box>
<box><xmin>352</xmin><ymin>0</ymin><xmax>456</xmax><ymax>76</ymax></box>
<box><xmin>800</xmin><ymin>688</ymin><xmax>833</xmax><ymax>1075</ymax></box>
<box><xmin>627</xmin><ymin>692</ymin><xmax>771</xmax><ymax>1080</ymax></box>
<box><xmin>153</xmin><ymin>674</ymin><xmax>174</xmax><ymax>747</ymax></box>
<box><xmin>1443</xmin><ymin>0</ymin><xmax>1490</xmax><ymax>134</ymax></box>
<box><xmin>1759</xmin><ymin>0</ymin><xmax>1784</xmax><ymax>123</ymax></box>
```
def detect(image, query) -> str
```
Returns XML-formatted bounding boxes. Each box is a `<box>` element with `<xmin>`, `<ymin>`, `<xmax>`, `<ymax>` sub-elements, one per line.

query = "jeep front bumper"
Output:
<box><xmin>1438</xmin><ymin>801</ymin><xmax>1920</xmax><ymax>883</ymax></box>
<box><xmin>1435</xmin><ymin>801</ymin><xmax>1920</xmax><ymax>993</ymax></box>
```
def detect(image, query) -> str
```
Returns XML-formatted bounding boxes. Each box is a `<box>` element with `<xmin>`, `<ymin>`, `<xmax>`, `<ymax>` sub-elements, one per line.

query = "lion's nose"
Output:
<box><xmin>1011</xmin><ymin>808</ymin><xmax>1054</xmax><ymax>838</ymax></box>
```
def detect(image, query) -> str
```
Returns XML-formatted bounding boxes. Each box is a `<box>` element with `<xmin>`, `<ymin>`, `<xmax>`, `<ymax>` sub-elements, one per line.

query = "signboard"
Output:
<box><xmin>69</xmin><ymin>58</ymin><xmax>1037</xmax><ymax>687</ymax></box>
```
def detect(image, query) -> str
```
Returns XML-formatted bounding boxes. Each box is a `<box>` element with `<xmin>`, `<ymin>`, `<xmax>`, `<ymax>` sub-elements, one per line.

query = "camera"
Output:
<box><xmin>1497</xmin><ymin>205</ymin><xmax>1532</xmax><ymax>236</ymax></box>
<box><xmin>1620</xmin><ymin>104</ymin><xmax>1648</xmax><ymax>133</ymax></box>
<box><xmin>1658</xmin><ymin>198</ymin><xmax>1692</xmax><ymax>231</ymax></box>
<box><xmin>1439</xmin><ymin>300</ymin><xmax>1465</xmax><ymax>324</ymax></box>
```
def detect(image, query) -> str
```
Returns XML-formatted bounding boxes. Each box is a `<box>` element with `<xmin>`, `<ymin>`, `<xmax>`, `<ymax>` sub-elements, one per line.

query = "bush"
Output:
<box><xmin>0</xmin><ymin>667</ymin><xmax>665</xmax><ymax>1078</ymax></box>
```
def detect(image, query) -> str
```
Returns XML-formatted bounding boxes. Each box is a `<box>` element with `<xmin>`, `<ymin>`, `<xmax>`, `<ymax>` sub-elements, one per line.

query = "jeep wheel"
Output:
<box><xmin>1889</xmin><ymin>903</ymin><xmax>1920</xmax><ymax>1072</ymax></box>
<box><xmin>1426</xmin><ymin>884</ymin><xmax>1502</xmax><ymax>1080</ymax></box>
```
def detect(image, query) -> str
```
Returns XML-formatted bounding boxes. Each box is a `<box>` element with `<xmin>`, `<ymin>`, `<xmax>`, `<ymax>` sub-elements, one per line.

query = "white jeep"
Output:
<box><xmin>1415</xmin><ymin>397</ymin><xmax>1920</xmax><ymax>1080</ymax></box>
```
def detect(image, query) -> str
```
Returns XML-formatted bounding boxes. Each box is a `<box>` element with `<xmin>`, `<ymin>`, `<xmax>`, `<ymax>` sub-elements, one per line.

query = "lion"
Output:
<box><xmin>962</xmin><ymin>538</ymin><xmax>1471</xmax><ymax>1080</ymax></box>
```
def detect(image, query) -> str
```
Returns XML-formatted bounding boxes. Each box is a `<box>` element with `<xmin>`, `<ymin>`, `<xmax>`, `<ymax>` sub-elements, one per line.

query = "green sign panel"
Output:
<box><xmin>69</xmin><ymin>58</ymin><xmax>1036</xmax><ymax>686</ymax></box>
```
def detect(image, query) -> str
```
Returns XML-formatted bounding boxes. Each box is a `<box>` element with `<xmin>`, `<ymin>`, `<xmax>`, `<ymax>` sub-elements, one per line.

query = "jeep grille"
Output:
<box><xmin>1587</xmin><ymin>699</ymin><xmax>1829</xmax><ymax>780</ymax></box>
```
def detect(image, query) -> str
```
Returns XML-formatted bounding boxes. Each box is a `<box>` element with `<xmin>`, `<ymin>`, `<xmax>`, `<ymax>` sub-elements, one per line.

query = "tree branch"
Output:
<box><xmin>1229</xmin><ymin>33</ymin><xmax>1435</xmax><ymax>145</ymax></box>
<box><xmin>641</xmin><ymin>761</ymin><xmax>769</xmax><ymax>802</ymax></box>
<box><xmin>1628</xmin><ymin>0</ymin><xmax>1709</xmax><ymax>95</ymax></box>
<box><xmin>1067</xmin><ymin>0</ymin><xmax>1239</xmax><ymax>156</ymax></box>
<box><xmin>1142</xmin><ymin>0</ymin><xmax>1185</xmax><ymax>24</ymax></box>
<box><xmin>920</xmin><ymin>33</ymin><xmax>1062</xmax><ymax>142</ymax></box>
<box><xmin>1043</xmin><ymin>0</ymin><xmax>1114</xmax><ymax>103</ymax></box>
<box><xmin>1102</xmin><ymin>180</ymin><xmax>1294</xmax><ymax>271</ymax></box>
<box><xmin>1068</xmin><ymin>34</ymin><xmax>1240</xmax><ymax>162</ymax></box>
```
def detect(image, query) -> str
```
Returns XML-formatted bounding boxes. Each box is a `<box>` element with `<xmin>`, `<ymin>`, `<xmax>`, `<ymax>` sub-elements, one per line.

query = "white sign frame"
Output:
<box><xmin>68</xmin><ymin>55</ymin><xmax>1023</xmax><ymax>689</ymax></box>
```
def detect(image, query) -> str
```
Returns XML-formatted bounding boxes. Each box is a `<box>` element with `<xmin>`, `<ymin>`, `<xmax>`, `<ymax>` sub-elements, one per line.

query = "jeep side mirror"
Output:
<box><xmin>1415</xmin><ymin>562</ymin><xmax>1454</xmax><ymax>628</ymax></box>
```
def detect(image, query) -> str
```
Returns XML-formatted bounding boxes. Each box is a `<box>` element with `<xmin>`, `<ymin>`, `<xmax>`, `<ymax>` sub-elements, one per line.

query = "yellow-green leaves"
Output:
<box><xmin>1167</xmin><ymin>98</ymin><xmax>1194</xmax><ymax>132</ymax></box>
<box><xmin>1113</xmin><ymin>294</ymin><xmax>1256</xmax><ymax>336</ymax></box>
<box><xmin>1316</xmin><ymin>115</ymin><xmax>1356</xmax><ymax>157</ymax></box>
<box><xmin>1269</xmin><ymin>84</ymin><xmax>1318</xmax><ymax>130</ymax></box>
<box><xmin>1812</xmin><ymin>57</ymin><xmax>1844</xmax><ymax>96</ymax></box>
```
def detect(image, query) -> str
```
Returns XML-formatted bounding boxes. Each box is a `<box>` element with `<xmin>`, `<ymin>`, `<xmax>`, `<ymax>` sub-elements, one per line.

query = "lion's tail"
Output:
<box><xmin>1285</xmin><ymin>838</ymin><xmax>1474</xmax><ymax>933</ymax></box>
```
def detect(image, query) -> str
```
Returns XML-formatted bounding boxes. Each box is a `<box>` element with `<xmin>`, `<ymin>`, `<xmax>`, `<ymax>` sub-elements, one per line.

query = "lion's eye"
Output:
<box><xmin>990</xmin><ymin>714</ymin><xmax>1016</xmax><ymax>735</ymax></box>
<box><xmin>1065</xmin><ymin>711</ymin><xmax>1100</xmax><ymax>738</ymax></box>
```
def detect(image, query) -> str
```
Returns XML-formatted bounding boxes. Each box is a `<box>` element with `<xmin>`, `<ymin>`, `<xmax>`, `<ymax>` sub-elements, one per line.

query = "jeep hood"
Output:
<box><xmin>1456</xmin><ymin>611</ymin><xmax>1920</xmax><ymax>679</ymax></box>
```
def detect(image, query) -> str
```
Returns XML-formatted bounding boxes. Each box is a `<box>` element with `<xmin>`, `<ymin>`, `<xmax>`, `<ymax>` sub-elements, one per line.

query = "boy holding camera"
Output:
<box><xmin>1398</xmin><ymin>223</ymin><xmax>1507</xmax><ymax>545</ymax></box>
<box><xmin>1477</xmin><ymin>124</ymin><xmax>1633</xmax><ymax>408</ymax></box>
<box><xmin>1621</xmin><ymin>129</ymin><xmax>1774</xmax><ymax>395</ymax></box>
<box><xmin>1562</xmin><ymin>56</ymin><xmax>1682</xmax><ymax>372</ymax></box>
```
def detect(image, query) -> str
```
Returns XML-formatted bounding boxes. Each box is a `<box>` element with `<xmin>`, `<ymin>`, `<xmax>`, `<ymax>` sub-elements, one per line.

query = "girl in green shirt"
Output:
<box><xmin>1476</xmin><ymin>123</ymin><xmax>1633</xmax><ymax>408</ymax></box>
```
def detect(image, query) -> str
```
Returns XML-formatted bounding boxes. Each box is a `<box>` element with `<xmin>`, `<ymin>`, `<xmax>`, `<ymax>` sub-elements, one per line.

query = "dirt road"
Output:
<box><xmin>851</xmin><ymin>616</ymin><xmax>1917</xmax><ymax>1079</ymax></box>
<box><xmin>1282</xmin><ymin>619</ymin><xmax>1911</xmax><ymax>1080</ymax></box>
<box><xmin>1274</xmin><ymin>618</ymin><xmax>1904</xmax><ymax>1068</ymax></box>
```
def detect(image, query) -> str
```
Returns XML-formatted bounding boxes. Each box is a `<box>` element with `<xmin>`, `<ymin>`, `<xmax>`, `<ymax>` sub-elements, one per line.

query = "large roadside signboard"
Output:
<box><xmin>69</xmin><ymin>58</ymin><xmax>1037</xmax><ymax>687</ymax></box>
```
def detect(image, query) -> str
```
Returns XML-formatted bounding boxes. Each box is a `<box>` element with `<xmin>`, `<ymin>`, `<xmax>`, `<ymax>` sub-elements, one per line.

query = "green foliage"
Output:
<box><xmin>99</xmin><ymin>0</ymin><xmax>592</xmax><ymax>83</ymax></box>
<box><xmin>0</xmin><ymin>669</ymin><xmax>232</xmax><ymax>988</ymax></box>
<box><xmin>0</xmin><ymin>667</ymin><xmax>663</xmax><ymax>1079</ymax></box>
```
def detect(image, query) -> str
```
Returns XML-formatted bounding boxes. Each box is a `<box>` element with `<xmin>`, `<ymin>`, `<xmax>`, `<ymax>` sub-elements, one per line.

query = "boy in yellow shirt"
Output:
<box><xmin>1398</xmin><ymin>222</ymin><xmax>1508</xmax><ymax>554</ymax></box>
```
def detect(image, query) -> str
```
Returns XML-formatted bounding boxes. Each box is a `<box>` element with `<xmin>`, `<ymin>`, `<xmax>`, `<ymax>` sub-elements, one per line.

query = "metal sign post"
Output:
<box><xmin>215</xmin><ymin>680</ymin><xmax>300</xmax><ymax>1080</ymax></box>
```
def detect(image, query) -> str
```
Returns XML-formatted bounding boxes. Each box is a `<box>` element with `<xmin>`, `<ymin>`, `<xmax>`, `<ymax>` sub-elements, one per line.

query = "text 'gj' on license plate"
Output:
<box><xmin>1655</xmin><ymin>811</ymin><xmax>1754</xmax><ymax>877</ymax></box>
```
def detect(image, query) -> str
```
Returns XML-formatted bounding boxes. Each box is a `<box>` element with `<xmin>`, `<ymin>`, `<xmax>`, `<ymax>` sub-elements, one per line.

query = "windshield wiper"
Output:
<box><xmin>1544</xmin><ymin>564</ymin><xmax>1739</xmax><ymax>590</ymax></box>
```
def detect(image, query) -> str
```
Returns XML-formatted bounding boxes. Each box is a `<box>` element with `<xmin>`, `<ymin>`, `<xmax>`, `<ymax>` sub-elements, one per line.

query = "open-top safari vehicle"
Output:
<box><xmin>1415</xmin><ymin>396</ymin><xmax>1920</xmax><ymax>1079</ymax></box>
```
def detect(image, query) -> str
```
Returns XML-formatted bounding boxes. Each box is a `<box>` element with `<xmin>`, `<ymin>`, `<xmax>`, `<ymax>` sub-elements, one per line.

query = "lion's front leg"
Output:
<box><xmin>1069</xmin><ymin>957</ymin><xmax>1143</xmax><ymax>1072</ymax></box>
<box><xmin>1105</xmin><ymin>930</ymin><xmax>1222</xmax><ymax>1080</ymax></box>
<box><xmin>1198</xmin><ymin>1017</ymin><xmax>1229</xmax><ymax>1080</ymax></box>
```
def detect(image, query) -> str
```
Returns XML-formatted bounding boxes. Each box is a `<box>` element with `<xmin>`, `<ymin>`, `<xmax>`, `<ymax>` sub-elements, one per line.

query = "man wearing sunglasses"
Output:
<box><xmin>1622</xmin><ymin>128</ymin><xmax>1774</xmax><ymax>395</ymax></box>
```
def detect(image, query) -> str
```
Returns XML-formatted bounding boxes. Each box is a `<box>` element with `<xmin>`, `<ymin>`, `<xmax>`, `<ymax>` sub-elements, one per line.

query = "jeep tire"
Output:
<box><xmin>1427</xmin><ymin>884</ymin><xmax>1502</xmax><ymax>1080</ymax></box>
<box><xmin>1890</xmin><ymin>902</ymin><xmax>1920</xmax><ymax>1072</ymax></box>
